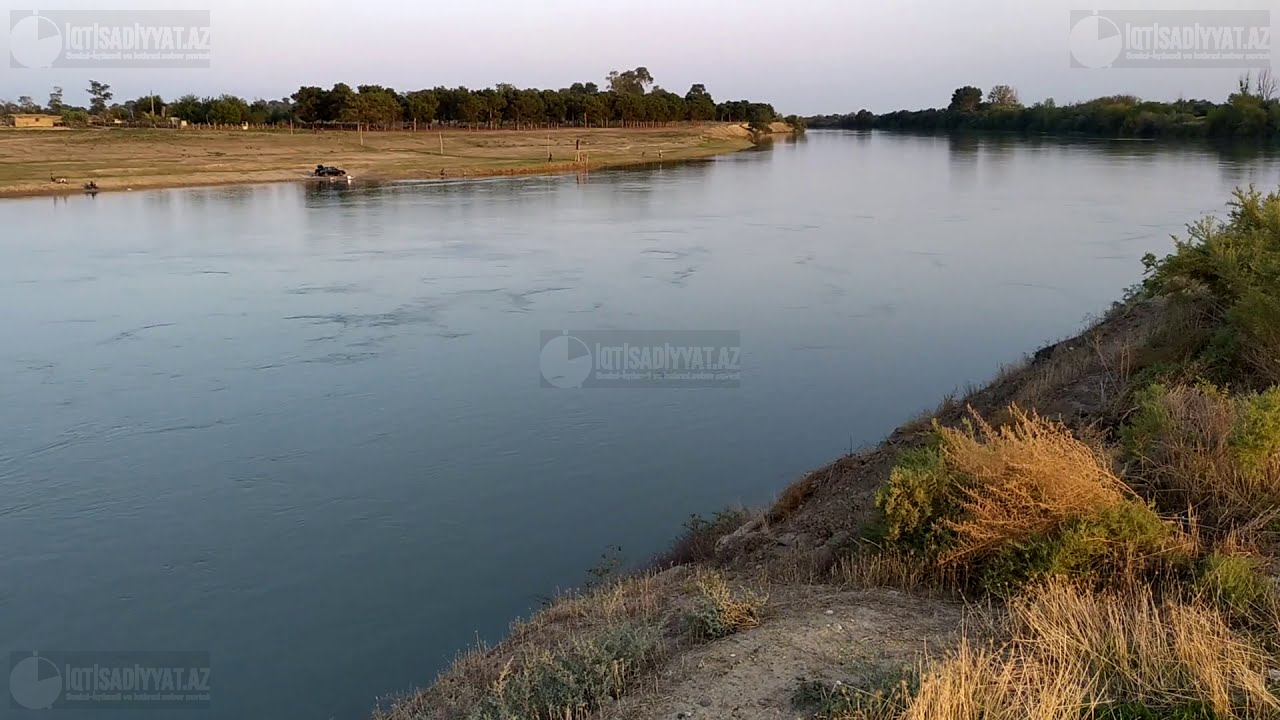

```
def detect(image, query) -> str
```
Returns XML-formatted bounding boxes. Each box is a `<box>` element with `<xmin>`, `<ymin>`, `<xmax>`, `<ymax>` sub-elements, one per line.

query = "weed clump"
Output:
<box><xmin>1123</xmin><ymin>383</ymin><xmax>1280</xmax><ymax>523</ymax></box>
<box><xmin>653</xmin><ymin>508</ymin><xmax>752</xmax><ymax>567</ymax></box>
<box><xmin>874</xmin><ymin>408</ymin><xmax>1184</xmax><ymax>594</ymax></box>
<box><xmin>791</xmin><ymin>672</ymin><xmax>915</xmax><ymax>720</ymax></box>
<box><xmin>1195</xmin><ymin>552</ymin><xmax>1276</xmax><ymax>628</ymax></box>
<box><xmin>684</xmin><ymin>570</ymin><xmax>767</xmax><ymax>640</ymax></box>
<box><xmin>466</xmin><ymin>621</ymin><xmax>663</xmax><ymax>720</ymax></box>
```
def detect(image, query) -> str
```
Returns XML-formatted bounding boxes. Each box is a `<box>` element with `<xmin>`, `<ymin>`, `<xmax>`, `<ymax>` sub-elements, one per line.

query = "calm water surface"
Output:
<box><xmin>2</xmin><ymin>132</ymin><xmax>1278</xmax><ymax>718</ymax></box>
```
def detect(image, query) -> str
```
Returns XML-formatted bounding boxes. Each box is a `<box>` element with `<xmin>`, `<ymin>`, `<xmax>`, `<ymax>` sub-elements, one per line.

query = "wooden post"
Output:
<box><xmin>358</xmin><ymin>122</ymin><xmax>364</xmax><ymax>146</ymax></box>
<box><xmin>438</xmin><ymin>131</ymin><xmax>444</xmax><ymax>156</ymax></box>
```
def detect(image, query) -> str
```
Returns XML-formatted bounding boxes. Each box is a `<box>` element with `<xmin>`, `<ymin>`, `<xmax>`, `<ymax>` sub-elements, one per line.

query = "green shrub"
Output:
<box><xmin>875</xmin><ymin>414</ymin><xmax>1191</xmax><ymax>595</ymax></box>
<box><xmin>1122</xmin><ymin>383</ymin><xmax>1176</xmax><ymax>457</ymax></box>
<box><xmin>1230</xmin><ymin>387</ymin><xmax>1280</xmax><ymax>474</ymax></box>
<box><xmin>1120</xmin><ymin>382</ymin><xmax>1280</xmax><ymax>524</ymax></box>
<box><xmin>1195</xmin><ymin>552</ymin><xmax>1274</xmax><ymax>625</ymax></box>
<box><xmin>976</xmin><ymin>501</ymin><xmax>1180</xmax><ymax>595</ymax></box>
<box><xmin>874</xmin><ymin>443</ymin><xmax>960</xmax><ymax>554</ymax></box>
<box><xmin>1141</xmin><ymin>188</ymin><xmax>1280</xmax><ymax>388</ymax></box>
<box><xmin>653</xmin><ymin>508</ymin><xmax>750</xmax><ymax>568</ymax></box>
<box><xmin>467</xmin><ymin>622</ymin><xmax>663</xmax><ymax>720</ymax></box>
<box><xmin>60</xmin><ymin>109</ymin><xmax>90</xmax><ymax>127</ymax></box>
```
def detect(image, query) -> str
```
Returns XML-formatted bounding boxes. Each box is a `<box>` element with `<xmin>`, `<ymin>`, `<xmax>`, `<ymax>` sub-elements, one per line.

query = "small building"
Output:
<box><xmin>6</xmin><ymin>113</ymin><xmax>62</xmax><ymax>128</ymax></box>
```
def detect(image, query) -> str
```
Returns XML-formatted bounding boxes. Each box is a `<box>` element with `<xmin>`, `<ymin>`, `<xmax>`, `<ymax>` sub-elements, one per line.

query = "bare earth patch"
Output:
<box><xmin>0</xmin><ymin>124</ymin><xmax>763</xmax><ymax>197</ymax></box>
<box><xmin>612</xmin><ymin>587</ymin><xmax>964</xmax><ymax>720</ymax></box>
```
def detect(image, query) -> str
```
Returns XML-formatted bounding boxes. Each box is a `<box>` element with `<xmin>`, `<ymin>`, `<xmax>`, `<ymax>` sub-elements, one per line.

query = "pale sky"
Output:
<box><xmin>1</xmin><ymin>0</ymin><xmax>1275</xmax><ymax>115</ymax></box>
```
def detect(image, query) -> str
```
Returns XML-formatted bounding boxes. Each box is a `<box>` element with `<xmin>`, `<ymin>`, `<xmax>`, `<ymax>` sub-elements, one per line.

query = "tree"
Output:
<box><xmin>607</xmin><ymin>67</ymin><xmax>654</xmax><ymax>95</ymax></box>
<box><xmin>685</xmin><ymin>83</ymin><xmax>716</xmax><ymax>122</ymax></box>
<box><xmin>168</xmin><ymin>94</ymin><xmax>206</xmax><ymax>123</ymax></box>
<box><xmin>948</xmin><ymin>86</ymin><xmax>983</xmax><ymax>112</ymax></box>
<box><xmin>455</xmin><ymin>90</ymin><xmax>484</xmax><ymax>127</ymax></box>
<box><xmin>16</xmin><ymin>96</ymin><xmax>38</xmax><ymax>112</ymax></box>
<box><xmin>291</xmin><ymin>86</ymin><xmax>326</xmax><ymax>123</ymax></box>
<box><xmin>511</xmin><ymin>89</ymin><xmax>544</xmax><ymax>127</ymax></box>
<box><xmin>48</xmin><ymin>86</ymin><xmax>64</xmax><ymax>114</ymax></box>
<box><xmin>541</xmin><ymin>89</ymin><xmax>567</xmax><ymax>125</ymax></box>
<box><xmin>987</xmin><ymin>84</ymin><xmax>1020</xmax><ymax>108</ymax></box>
<box><xmin>477</xmin><ymin>87</ymin><xmax>506</xmax><ymax>128</ymax></box>
<box><xmin>348</xmin><ymin>86</ymin><xmax>401</xmax><ymax>128</ymax></box>
<box><xmin>1256</xmin><ymin>68</ymin><xmax>1277</xmax><ymax>103</ymax></box>
<box><xmin>322</xmin><ymin>83</ymin><xmax>356</xmax><ymax>122</ymax></box>
<box><xmin>87</xmin><ymin>80</ymin><xmax>113</xmax><ymax>116</ymax></box>
<box><xmin>206</xmin><ymin>95</ymin><xmax>249</xmax><ymax>124</ymax></box>
<box><xmin>132</xmin><ymin>94</ymin><xmax>166</xmax><ymax>118</ymax></box>
<box><xmin>403</xmin><ymin>90</ymin><xmax>439</xmax><ymax>129</ymax></box>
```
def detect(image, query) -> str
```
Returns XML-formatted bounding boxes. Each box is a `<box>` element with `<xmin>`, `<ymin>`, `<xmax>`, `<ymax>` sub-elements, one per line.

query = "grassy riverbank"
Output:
<box><xmin>377</xmin><ymin>187</ymin><xmax>1280</xmax><ymax>720</ymax></box>
<box><xmin>0</xmin><ymin>124</ymin><xmax>771</xmax><ymax>197</ymax></box>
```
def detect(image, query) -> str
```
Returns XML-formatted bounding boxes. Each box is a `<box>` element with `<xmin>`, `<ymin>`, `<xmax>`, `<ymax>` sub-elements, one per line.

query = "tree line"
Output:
<box><xmin>807</xmin><ymin>72</ymin><xmax>1280</xmax><ymax>140</ymax></box>
<box><xmin>3</xmin><ymin>67</ymin><xmax>788</xmax><ymax>130</ymax></box>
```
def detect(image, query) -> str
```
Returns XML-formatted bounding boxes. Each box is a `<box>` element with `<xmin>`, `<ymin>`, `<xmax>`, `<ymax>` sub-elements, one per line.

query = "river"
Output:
<box><xmin>1</xmin><ymin>131</ymin><xmax>1277</xmax><ymax>718</ymax></box>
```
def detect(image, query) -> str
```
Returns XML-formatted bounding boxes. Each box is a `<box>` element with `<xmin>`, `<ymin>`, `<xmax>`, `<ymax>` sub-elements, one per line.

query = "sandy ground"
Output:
<box><xmin>0</xmin><ymin>124</ymin><xmax>759</xmax><ymax>197</ymax></box>
<box><xmin>614</xmin><ymin>587</ymin><xmax>965</xmax><ymax>720</ymax></box>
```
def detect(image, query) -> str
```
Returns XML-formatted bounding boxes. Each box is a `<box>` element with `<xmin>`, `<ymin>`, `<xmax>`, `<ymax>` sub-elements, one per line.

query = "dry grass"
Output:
<box><xmin>834</xmin><ymin>549</ymin><xmax>953</xmax><ymax>596</ymax></box>
<box><xmin>649</xmin><ymin>508</ymin><xmax>753</xmax><ymax>569</ymax></box>
<box><xmin>685</xmin><ymin>570</ymin><xmax>768</xmax><ymax>640</ymax></box>
<box><xmin>1125</xmin><ymin>383</ymin><xmax>1280</xmax><ymax>525</ymax></box>
<box><xmin>938</xmin><ymin>407</ymin><xmax>1135</xmax><ymax>566</ymax></box>
<box><xmin>377</xmin><ymin>571</ymin><xmax>680</xmax><ymax>720</ymax></box>
<box><xmin>515</xmin><ymin>573</ymin><xmax>663</xmax><ymax>640</ymax></box>
<box><xmin>903</xmin><ymin>581</ymin><xmax>1280</xmax><ymax>720</ymax></box>
<box><xmin>769</xmin><ymin>472</ymin><xmax>820</xmax><ymax>523</ymax></box>
<box><xmin>0</xmin><ymin>125</ymin><xmax>755</xmax><ymax>196</ymax></box>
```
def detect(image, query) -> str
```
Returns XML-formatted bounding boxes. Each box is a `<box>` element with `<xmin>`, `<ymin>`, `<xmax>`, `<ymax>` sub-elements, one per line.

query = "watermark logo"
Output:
<box><xmin>1070</xmin><ymin>9</ymin><xmax>1271</xmax><ymax>68</ymax></box>
<box><xmin>9</xmin><ymin>10</ymin><xmax>211</xmax><ymax>68</ymax></box>
<box><xmin>9</xmin><ymin>652</ymin><xmax>61</xmax><ymax>710</ymax></box>
<box><xmin>8</xmin><ymin>651</ymin><xmax>211</xmax><ymax>710</ymax></box>
<box><xmin>539</xmin><ymin>330</ymin><xmax>741</xmax><ymax>388</ymax></box>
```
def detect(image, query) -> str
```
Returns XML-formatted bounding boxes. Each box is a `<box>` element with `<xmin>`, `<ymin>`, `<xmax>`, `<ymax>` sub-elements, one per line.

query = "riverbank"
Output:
<box><xmin>378</xmin><ymin>188</ymin><xmax>1280</xmax><ymax>719</ymax></box>
<box><xmin>0</xmin><ymin>124</ymin><xmax>782</xmax><ymax>198</ymax></box>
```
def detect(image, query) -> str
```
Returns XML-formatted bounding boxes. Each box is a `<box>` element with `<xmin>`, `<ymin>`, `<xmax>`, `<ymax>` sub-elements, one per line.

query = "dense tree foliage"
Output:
<box><xmin>809</xmin><ymin>73</ymin><xmax>1280</xmax><ymax>140</ymax></box>
<box><xmin>2</xmin><ymin>68</ymin><xmax>783</xmax><ymax>130</ymax></box>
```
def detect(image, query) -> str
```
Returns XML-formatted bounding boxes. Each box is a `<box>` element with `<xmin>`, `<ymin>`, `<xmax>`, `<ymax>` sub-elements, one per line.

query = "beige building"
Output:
<box><xmin>7</xmin><ymin>114</ymin><xmax>62</xmax><ymax>128</ymax></box>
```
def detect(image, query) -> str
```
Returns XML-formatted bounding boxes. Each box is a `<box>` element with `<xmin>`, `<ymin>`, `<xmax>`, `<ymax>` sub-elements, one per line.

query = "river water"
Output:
<box><xmin>1</xmin><ymin>131</ymin><xmax>1277</xmax><ymax>718</ymax></box>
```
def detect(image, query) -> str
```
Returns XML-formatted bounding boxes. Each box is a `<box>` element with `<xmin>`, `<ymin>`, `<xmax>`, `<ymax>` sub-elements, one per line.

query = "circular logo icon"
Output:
<box><xmin>540</xmin><ymin>332</ymin><xmax>592</xmax><ymax>388</ymax></box>
<box><xmin>10</xmin><ymin>11</ymin><xmax>63</xmax><ymax>69</ymax></box>
<box><xmin>1070</xmin><ymin>12</ymin><xmax>1122</xmax><ymax>69</ymax></box>
<box><xmin>10</xmin><ymin>652</ymin><xmax>63</xmax><ymax>710</ymax></box>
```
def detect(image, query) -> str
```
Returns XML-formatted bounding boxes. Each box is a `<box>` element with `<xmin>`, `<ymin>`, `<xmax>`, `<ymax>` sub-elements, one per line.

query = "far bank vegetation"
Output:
<box><xmin>5</xmin><ymin>67</ymin><xmax>797</xmax><ymax>133</ymax></box>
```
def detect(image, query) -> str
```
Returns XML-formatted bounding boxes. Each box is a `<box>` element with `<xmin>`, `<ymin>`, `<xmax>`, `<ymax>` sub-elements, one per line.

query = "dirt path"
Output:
<box><xmin>614</xmin><ymin>588</ymin><xmax>965</xmax><ymax>720</ymax></box>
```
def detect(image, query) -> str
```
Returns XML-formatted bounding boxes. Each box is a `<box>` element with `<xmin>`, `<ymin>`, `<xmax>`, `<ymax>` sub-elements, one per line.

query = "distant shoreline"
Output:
<box><xmin>0</xmin><ymin>124</ymin><xmax>794</xmax><ymax>200</ymax></box>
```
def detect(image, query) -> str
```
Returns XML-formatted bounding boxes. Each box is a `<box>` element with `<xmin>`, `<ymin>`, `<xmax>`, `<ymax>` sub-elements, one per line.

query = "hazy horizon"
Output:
<box><xmin>1</xmin><ymin>0</ymin><xmax>1275</xmax><ymax>116</ymax></box>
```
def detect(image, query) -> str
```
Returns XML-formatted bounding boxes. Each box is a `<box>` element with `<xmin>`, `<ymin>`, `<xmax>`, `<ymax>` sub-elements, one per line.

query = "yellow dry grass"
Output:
<box><xmin>938</xmin><ymin>407</ymin><xmax>1134</xmax><ymax>566</ymax></box>
<box><xmin>903</xmin><ymin>581</ymin><xmax>1280</xmax><ymax>720</ymax></box>
<box><xmin>834</xmin><ymin>549</ymin><xmax>953</xmax><ymax>595</ymax></box>
<box><xmin>690</xmin><ymin>569</ymin><xmax>768</xmax><ymax>637</ymax></box>
<box><xmin>0</xmin><ymin>124</ymin><xmax>755</xmax><ymax>197</ymax></box>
